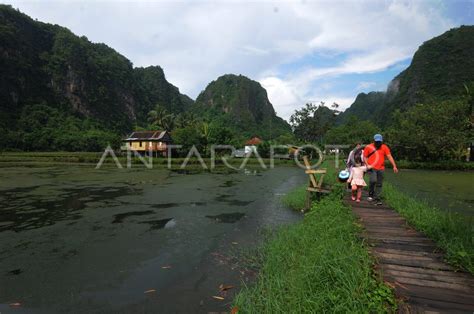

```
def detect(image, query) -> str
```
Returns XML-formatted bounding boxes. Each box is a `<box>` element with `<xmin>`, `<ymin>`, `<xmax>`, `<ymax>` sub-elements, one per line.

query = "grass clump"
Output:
<box><xmin>233</xmin><ymin>196</ymin><xmax>396</xmax><ymax>313</ymax></box>
<box><xmin>281</xmin><ymin>185</ymin><xmax>307</xmax><ymax>211</ymax></box>
<box><xmin>383</xmin><ymin>183</ymin><xmax>474</xmax><ymax>274</ymax></box>
<box><xmin>281</xmin><ymin>158</ymin><xmax>344</xmax><ymax>211</ymax></box>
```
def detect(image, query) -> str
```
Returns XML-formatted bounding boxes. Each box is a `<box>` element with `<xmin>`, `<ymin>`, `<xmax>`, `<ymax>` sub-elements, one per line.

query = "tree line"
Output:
<box><xmin>289</xmin><ymin>95</ymin><xmax>472</xmax><ymax>162</ymax></box>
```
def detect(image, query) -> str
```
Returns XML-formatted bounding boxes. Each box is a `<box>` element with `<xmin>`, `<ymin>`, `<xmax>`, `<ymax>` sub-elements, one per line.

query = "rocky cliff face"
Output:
<box><xmin>337</xmin><ymin>91</ymin><xmax>386</xmax><ymax>125</ymax></box>
<box><xmin>338</xmin><ymin>25</ymin><xmax>474</xmax><ymax>126</ymax></box>
<box><xmin>0</xmin><ymin>4</ymin><xmax>191</xmax><ymax>133</ymax></box>
<box><xmin>133</xmin><ymin>66</ymin><xmax>193</xmax><ymax>122</ymax></box>
<box><xmin>194</xmin><ymin>74</ymin><xmax>291</xmax><ymax>139</ymax></box>
<box><xmin>196</xmin><ymin>74</ymin><xmax>276</xmax><ymax>123</ymax></box>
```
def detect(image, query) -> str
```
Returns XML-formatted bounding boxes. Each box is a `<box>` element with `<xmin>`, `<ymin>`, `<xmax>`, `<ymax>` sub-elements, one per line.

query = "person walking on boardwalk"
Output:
<box><xmin>348</xmin><ymin>162</ymin><xmax>372</xmax><ymax>203</ymax></box>
<box><xmin>345</xmin><ymin>142</ymin><xmax>364</xmax><ymax>189</ymax></box>
<box><xmin>346</xmin><ymin>142</ymin><xmax>364</xmax><ymax>173</ymax></box>
<box><xmin>363</xmin><ymin>134</ymin><xmax>398</xmax><ymax>205</ymax></box>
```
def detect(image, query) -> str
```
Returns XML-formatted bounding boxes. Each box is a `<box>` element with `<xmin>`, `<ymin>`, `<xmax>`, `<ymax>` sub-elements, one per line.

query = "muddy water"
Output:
<box><xmin>0</xmin><ymin>165</ymin><xmax>305</xmax><ymax>313</ymax></box>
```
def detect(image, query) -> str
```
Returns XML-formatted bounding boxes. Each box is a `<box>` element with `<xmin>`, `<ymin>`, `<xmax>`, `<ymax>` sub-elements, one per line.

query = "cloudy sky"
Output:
<box><xmin>4</xmin><ymin>0</ymin><xmax>473</xmax><ymax>120</ymax></box>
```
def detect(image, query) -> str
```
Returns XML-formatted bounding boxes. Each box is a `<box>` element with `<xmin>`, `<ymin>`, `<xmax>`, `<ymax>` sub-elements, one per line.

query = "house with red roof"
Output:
<box><xmin>244</xmin><ymin>136</ymin><xmax>262</xmax><ymax>155</ymax></box>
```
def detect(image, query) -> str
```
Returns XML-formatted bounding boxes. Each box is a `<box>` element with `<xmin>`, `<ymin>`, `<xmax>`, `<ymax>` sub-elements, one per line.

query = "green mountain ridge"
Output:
<box><xmin>339</xmin><ymin>25</ymin><xmax>474</xmax><ymax>125</ymax></box>
<box><xmin>193</xmin><ymin>74</ymin><xmax>292</xmax><ymax>139</ymax></box>
<box><xmin>0</xmin><ymin>5</ymin><xmax>192</xmax><ymax>149</ymax></box>
<box><xmin>0</xmin><ymin>5</ymin><xmax>291</xmax><ymax>150</ymax></box>
<box><xmin>2</xmin><ymin>4</ymin><xmax>471</xmax><ymax>152</ymax></box>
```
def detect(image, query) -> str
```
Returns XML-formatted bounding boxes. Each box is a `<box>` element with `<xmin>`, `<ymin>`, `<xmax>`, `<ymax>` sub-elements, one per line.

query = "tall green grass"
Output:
<box><xmin>233</xmin><ymin>196</ymin><xmax>396</xmax><ymax>313</ymax></box>
<box><xmin>281</xmin><ymin>185</ymin><xmax>307</xmax><ymax>211</ymax></box>
<box><xmin>383</xmin><ymin>183</ymin><xmax>474</xmax><ymax>274</ymax></box>
<box><xmin>281</xmin><ymin>158</ymin><xmax>343</xmax><ymax>211</ymax></box>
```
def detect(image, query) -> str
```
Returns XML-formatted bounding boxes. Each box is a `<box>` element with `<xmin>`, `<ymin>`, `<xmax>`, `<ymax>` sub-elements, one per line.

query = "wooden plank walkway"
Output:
<box><xmin>344</xmin><ymin>194</ymin><xmax>474</xmax><ymax>313</ymax></box>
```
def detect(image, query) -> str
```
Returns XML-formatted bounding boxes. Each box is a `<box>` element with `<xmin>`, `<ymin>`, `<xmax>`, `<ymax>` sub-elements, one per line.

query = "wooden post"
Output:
<box><xmin>304</xmin><ymin>190</ymin><xmax>310</xmax><ymax>212</ymax></box>
<box><xmin>301</xmin><ymin>155</ymin><xmax>330</xmax><ymax>212</ymax></box>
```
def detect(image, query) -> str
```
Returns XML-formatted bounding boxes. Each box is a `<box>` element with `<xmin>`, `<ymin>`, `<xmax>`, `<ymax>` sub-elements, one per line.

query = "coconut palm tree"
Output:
<box><xmin>147</xmin><ymin>105</ymin><xmax>168</xmax><ymax>128</ymax></box>
<box><xmin>160</xmin><ymin>113</ymin><xmax>176</xmax><ymax>131</ymax></box>
<box><xmin>175</xmin><ymin>113</ymin><xmax>188</xmax><ymax>129</ymax></box>
<box><xmin>184</xmin><ymin>112</ymin><xmax>199</xmax><ymax>127</ymax></box>
<box><xmin>200</xmin><ymin>121</ymin><xmax>212</xmax><ymax>143</ymax></box>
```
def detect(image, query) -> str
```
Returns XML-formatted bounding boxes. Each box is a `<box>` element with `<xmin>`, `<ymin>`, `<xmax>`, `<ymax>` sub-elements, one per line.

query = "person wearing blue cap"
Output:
<box><xmin>363</xmin><ymin>134</ymin><xmax>398</xmax><ymax>205</ymax></box>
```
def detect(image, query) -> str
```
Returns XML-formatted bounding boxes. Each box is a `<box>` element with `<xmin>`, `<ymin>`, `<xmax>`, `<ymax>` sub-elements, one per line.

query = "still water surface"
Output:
<box><xmin>385</xmin><ymin>169</ymin><xmax>474</xmax><ymax>215</ymax></box>
<box><xmin>0</xmin><ymin>165</ymin><xmax>305</xmax><ymax>313</ymax></box>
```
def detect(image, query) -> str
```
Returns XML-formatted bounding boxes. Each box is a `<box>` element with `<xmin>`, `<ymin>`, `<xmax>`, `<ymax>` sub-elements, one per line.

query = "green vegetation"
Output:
<box><xmin>0</xmin><ymin>6</ymin><xmax>292</xmax><ymax>151</ymax></box>
<box><xmin>1</xmin><ymin>4</ymin><xmax>472</xmax><ymax>167</ymax></box>
<box><xmin>394</xmin><ymin>160</ymin><xmax>474</xmax><ymax>171</ymax></box>
<box><xmin>281</xmin><ymin>185</ymin><xmax>307</xmax><ymax>210</ymax></box>
<box><xmin>383</xmin><ymin>183</ymin><xmax>474</xmax><ymax>274</ymax></box>
<box><xmin>193</xmin><ymin>74</ymin><xmax>292</xmax><ymax>140</ymax></box>
<box><xmin>0</xmin><ymin>152</ymin><xmax>296</xmax><ymax>171</ymax></box>
<box><xmin>233</xmin><ymin>195</ymin><xmax>396</xmax><ymax>313</ymax></box>
<box><xmin>236</xmin><ymin>159</ymin><xmax>396</xmax><ymax>312</ymax></box>
<box><xmin>281</xmin><ymin>158</ymin><xmax>339</xmax><ymax>211</ymax></box>
<box><xmin>337</xmin><ymin>92</ymin><xmax>386</xmax><ymax>126</ymax></box>
<box><xmin>381</xmin><ymin>26</ymin><xmax>474</xmax><ymax>124</ymax></box>
<box><xmin>133</xmin><ymin>66</ymin><xmax>193</xmax><ymax>119</ymax></box>
<box><xmin>144</xmin><ymin>104</ymin><xmax>247</xmax><ymax>156</ymax></box>
<box><xmin>289</xmin><ymin>102</ymin><xmax>339</xmax><ymax>144</ymax></box>
<box><xmin>287</xmin><ymin>26</ymin><xmax>473</xmax><ymax>165</ymax></box>
<box><xmin>0</xmin><ymin>5</ymin><xmax>191</xmax><ymax>151</ymax></box>
<box><xmin>290</xmin><ymin>83</ymin><xmax>472</xmax><ymax>164</ymax></box>
<box><xmin>3</xmin><ymin>104</ymin><xmax>121</xmax><ymax>151</ymax></box>
<box><xmin>325</xmin><ymin>116</ymin><xmax>380</xmax><ymax>145</ymax></box>
<box><xmin>386</xmin><ymin>100</ymin><xmax>472</xmax><ymax>161</ymax></box>
<box><xmin>338</xmin><ymin>26</ymin><xmax>474</xmax><ymax>126</ymax></box>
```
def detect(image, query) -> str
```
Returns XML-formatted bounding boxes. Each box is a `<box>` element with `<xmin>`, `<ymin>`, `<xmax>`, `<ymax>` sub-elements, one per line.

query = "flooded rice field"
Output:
<box><xmin>385</xmin><ymin>169</ymin><xmax>474</xmax><ymax>215</ymax></box>
<box><xmin>0</xmin><ymin>165</ymin><xmax>305</xmax><ymax>313</ymax></box>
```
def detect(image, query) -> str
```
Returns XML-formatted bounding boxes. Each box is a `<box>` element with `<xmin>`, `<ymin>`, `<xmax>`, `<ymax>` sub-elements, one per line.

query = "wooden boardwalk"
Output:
<box><xmin>344</xmin><ymin>194</ymin><xmax>474</xmax><ymax>313</ymax></box>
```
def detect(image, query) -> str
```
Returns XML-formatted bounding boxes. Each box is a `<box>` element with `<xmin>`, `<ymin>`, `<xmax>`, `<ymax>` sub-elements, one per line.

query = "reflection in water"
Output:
<box><xmin>0</xmin><ymin>166</ymin><xmax>306</xmax><ymax>313</ymax></box>
<box><xmin>112</xmin><ymin>210</ymin><xmax>155</xmax><ymax>223</ymax></box>
<box><xmin>139</xmin><ymin>218</ymin><xmax>175</xmax><ymax>230</ymax></box>
<box><xmin>214</xmin><ymin>194</ymin><xmax>254</xmax><ymax>206</ymax></box>
<box><xmin>152</xmin><ymin>203</ymin><xmax>179</xmax><ymax>209</ymax></box>
<box><xmin>151</xmin><ymin>201</ymin><xmax>207</xmax><ymax>209</ymax></box>
<box><xmin>205</xmin><ymin>212</ymin><xmax>246</xmax><ymax>223</ymax></box>
<box><xmin>7</xmin><ymin>268</ymin><xmax>22</xmax><ymax>276</ymax></box>
<box><xmin>220</xmin><ymin>180</ymin><xmax>238</xmax><ymax>187</ymax></box>
<box><xmin>0</xmin><ymin>185</ymin><xmax>135</xmax><ymax>232</ymax></box>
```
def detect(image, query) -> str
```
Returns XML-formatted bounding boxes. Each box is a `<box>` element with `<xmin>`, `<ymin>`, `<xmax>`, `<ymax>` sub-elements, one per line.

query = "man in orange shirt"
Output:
<box><xmin>363</xmin><ymin>134</ymin><xmax>398</xmax><ymax>205</ymax></box>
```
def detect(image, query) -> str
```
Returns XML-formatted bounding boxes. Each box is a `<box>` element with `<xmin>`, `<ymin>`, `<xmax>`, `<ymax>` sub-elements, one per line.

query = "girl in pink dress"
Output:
<box><xmin>348</xmin><ymin>163</ymin><xmax>372</xmax><ymax>202</ymax></box>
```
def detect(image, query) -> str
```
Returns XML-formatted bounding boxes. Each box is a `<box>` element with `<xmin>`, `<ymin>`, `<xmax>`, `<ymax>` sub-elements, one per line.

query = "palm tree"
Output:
<box><xmin>161</xmin><ymin>113</ymin><xmax>176</xmax><ymax>131</ymax></box>
<box><xmin>201</xmin><ymin>121</ymin><xmax>212</xmax><ymax>142</ymax></box>
<box><xmin>147</xmin><ymin>105</ymin><xmax>168</xmax><ymax>128</ymax></box>
<box><xmin>175</xmin><ymin>113</ymin><xmax>188</xmax><ymax>129</ymax></box>
<box><xmin>185</xmin><ymin>112</ymin><xmax>199</xmax><ymax>127</ymax></box>
<box><xmin>200</xmin><ymin>121</ymin><xmax>212</xmax><ymax>156</ymax></box>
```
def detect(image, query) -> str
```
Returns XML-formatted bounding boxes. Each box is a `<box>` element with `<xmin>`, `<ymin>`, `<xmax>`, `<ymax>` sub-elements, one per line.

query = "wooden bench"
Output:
<box><xmin>303</xmin><ymin>156</ymin><xmax>331</xmax><ymax>211</ymax></box>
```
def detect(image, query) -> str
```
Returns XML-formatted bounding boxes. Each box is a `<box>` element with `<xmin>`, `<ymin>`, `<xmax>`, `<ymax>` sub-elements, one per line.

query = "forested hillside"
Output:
<box><xmin>1</xmin><ymin>4</ymin><xmax>471</xmax><ymax>158</ymax></box>
<box><xmin>339</xmin><ymin>26</ymin><xmax>474</xmax><ymax>126</ymax></box>
<box><xmin>0</xmin><ymin>6</ymin><xmax>293</xmax><ymax>151</ymax></box>
<box><xmin>193</xmin><ymin>74</ymin><xmax>292</xmax><ymax>139</ymax></box>
<box><xmin>0</xmin><ymin>5</ymin><xmax>191</xmax><ymax>150</ymax></box>
<box><xmin>289</xmin><ymin>26</ymin><xmax>473</xmax><ymax>162</ymax></box>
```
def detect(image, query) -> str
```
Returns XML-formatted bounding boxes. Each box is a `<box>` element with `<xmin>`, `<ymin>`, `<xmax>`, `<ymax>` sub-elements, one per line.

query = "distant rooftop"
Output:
<box><xmin>123</xmin><ymin>131</ymin><xmax>171</xmax><ymax>141</ymax></box>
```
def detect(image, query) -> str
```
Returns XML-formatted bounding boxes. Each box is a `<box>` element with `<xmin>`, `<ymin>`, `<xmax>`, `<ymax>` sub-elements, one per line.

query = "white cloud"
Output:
<box><xmin>260</xmin><ymin>76</ymin><xmax>355</xmax><ymax>120</ymax></box>
<box><xmin>260</xmin><ymin>76</ymin><xmax>302</xmax><ymax>120</ymax></box>
<box><xmin>3</xmin><ymin>0</ymin><xmax>457</xmax><ymax>120</ymax></box>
